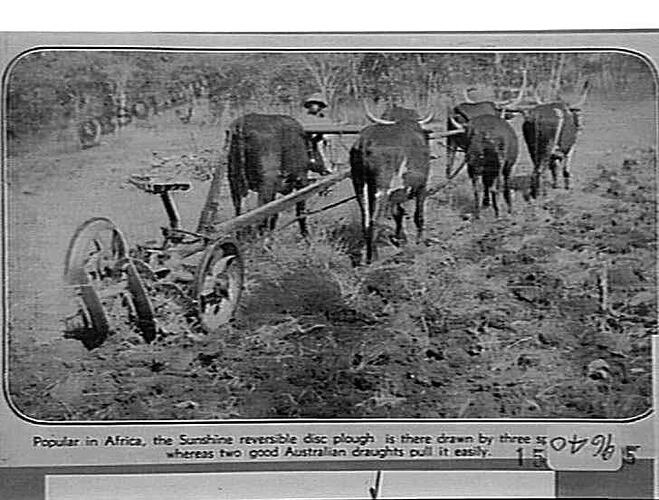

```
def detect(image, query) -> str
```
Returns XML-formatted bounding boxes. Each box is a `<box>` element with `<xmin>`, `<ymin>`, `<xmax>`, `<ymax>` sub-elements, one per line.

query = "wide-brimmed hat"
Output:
<box><xmin>303</xmin><ymin>93</ymin><xmax>328</xmax><ymax>109</ymax></box>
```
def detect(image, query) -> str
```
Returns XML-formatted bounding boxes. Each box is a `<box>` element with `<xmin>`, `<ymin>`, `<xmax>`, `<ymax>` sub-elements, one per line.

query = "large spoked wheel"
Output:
<box><xmin>64</xmin><ymin>217</ymin><xmax>157</xmax><ymax>347</ymax></box>
<box><xmin>193</xmin><ymin>238</ymin><xmax>244</xmax><ymax>333</ymax></box>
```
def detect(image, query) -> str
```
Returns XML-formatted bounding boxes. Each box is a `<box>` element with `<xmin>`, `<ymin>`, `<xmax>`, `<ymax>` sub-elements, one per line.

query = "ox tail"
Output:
<box><xmin>362</xmin><ymin>182</ymin><xmax>371</xmax><ymax>232</ymax></box>
<box><xmin>197</xmin><ymin>144</ymin><xmax>229</xmax><ymax>233</ymax></box>
<box><xmin>227</xmin><ymin>125</ymin><xmax>250</xmax><ymax>200</ymax></box>
<box><xmin>364</xmin><ymin>177</ymin><xmax>383</xmax><ymax>264</ymax></box>
<box><xmin>387</xmin><ymin>156</ymin><xmax>408</xmax><ymax>196</ymax></box>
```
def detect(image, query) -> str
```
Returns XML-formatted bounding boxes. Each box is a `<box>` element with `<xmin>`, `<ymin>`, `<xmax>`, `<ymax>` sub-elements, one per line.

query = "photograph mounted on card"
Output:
<box><xmin>3</xmin><ymin>36</ymin><xmax>656</xmax><ymax>424</ymax></box>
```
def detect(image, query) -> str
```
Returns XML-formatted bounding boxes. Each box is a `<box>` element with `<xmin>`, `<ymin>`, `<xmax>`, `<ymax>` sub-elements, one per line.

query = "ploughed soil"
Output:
<box><xmin>6</xmin><ymin>96</ymin><xmax>656</xmax><ymax>421</ymax></box>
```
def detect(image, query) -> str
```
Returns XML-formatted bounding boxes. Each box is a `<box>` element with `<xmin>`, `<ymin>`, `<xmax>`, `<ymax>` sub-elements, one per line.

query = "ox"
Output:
<box><xmin>448</xmin><ymin>114</ymin><xmax>519</xmax><ymax>218</ymax></box>
<box><xmin>446</xmin><ymin>71</ymin><xmax>527</xmax><ymax>178</ymax></box>
<box><xmin>349</xmin><ymin>104</ymin><xmax>434</xmax><ymax>264</ymax></box>
<box><xmin>201</xmin><ymin>113</ymin><xmax>329</xmax><ymax>235</ymax></box>
<box><xmin>520</xmin><ymin>82</ymin><xmax>589</xmax><ymax>198</ymax></box>
<box><xmin>446</xmin><ymin>101</ymin><xmax>498</xmax><ymax>178</ymax></box>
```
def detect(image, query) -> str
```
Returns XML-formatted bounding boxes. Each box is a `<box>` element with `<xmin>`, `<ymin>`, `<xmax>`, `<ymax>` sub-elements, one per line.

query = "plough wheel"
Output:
<box><xmin>193</xmin><ymin>238</ymin><xmax>244</xmax><ymax>333</ymax></box>
<box><xmin>64</xmin><ymin>217</ymin><xmax>156</xmax><ymax>347</ymax></box>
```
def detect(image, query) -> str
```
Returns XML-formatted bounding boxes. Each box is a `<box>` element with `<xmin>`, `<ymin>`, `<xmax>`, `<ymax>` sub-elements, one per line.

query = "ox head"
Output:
<box><xmin>460</xmin><ymin>69</ymin><xmax>528</xmax><ymax>119</ymax></box>
<box><xmin>363</xmin><ymin>101</ymin><xmax>435</xmax><ymax>127</ymax></box>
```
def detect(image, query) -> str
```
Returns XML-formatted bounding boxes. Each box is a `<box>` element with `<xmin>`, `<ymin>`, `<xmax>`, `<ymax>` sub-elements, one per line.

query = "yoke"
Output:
<box><xmin>302</xmin><ymin>124</ymin><xmax>363</xmax><ymax>135</ymax></box>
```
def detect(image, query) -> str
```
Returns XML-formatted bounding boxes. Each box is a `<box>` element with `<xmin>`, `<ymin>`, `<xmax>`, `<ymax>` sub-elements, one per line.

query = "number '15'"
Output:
<box><xmin>516</xmin><ymin>447</ymin><xmax>545</xmax><ymax>467</ymax></box>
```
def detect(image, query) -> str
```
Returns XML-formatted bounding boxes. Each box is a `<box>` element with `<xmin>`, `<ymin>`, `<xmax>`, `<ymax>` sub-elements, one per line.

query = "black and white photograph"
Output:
<box><xmin>5</xmin><ymin>46</ymin><xmax>655</xmax><ymax>423</ymax></box>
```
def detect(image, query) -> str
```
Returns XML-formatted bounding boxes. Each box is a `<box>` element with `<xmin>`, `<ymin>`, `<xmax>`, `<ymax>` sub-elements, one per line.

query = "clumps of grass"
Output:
<box><xmin>235</xmin><ymin>223</ymin><xmax>364</xmax><ymax>327</ymax></box>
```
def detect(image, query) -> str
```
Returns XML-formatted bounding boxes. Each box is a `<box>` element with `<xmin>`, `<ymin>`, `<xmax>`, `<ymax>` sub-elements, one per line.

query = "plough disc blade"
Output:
<box><xmin>193</xmin><ymin>238</ymin><xmax>244</xmax><ymax>333</ymax></box>
<box><xmin>63</xmin><ymin>217</ymin><xmax>157</xmax><ymax>346</ymax></box>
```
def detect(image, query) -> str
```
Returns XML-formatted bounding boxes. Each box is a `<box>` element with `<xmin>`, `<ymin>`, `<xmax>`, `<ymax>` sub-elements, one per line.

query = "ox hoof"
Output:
<box><xmin>423</xmin><ymin>237</ymin><xmax>443</xmax><ymax>246</ymax></box>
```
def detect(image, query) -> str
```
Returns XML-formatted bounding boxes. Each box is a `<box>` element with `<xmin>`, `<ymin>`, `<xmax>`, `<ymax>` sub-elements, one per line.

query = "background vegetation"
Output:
<box><xmin>6</xmin><ymin>51</ymin><xmax>653</xmax><ymax>142</ymax></box>
<box><xmin>6</xmin><ymin>50</ymin><xmax>656</xmax><ymax>420</ymax></box>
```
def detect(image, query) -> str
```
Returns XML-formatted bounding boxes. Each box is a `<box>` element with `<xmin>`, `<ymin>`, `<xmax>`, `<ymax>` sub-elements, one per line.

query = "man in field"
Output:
<box><xmin>304</xmin><ymin>93</ymin><xmax>329</xmax><ymax>120</ymax></box>
<box><xmin>300</xmin><ymin>93</ymin><xmax>342</xmax><ymax>169</ymax></box>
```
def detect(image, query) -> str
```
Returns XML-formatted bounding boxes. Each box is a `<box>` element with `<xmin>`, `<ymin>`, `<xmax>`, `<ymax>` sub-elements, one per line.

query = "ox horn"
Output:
<box><xmin>448</xmin><ymin>115</ymin><xmax>465</xmax><ymax>131</ymax></box>
<box><xmin>417</xmin><ymin>109</ymin><xmax>435</xmax><ymax>125</ymax></box>
<box><xmin>570</xmin><ymin>80</ymin><xmax>590</xmax><ymax>109</ymax></box>
<box><xmin>435</xmin><ymin>115</ymin><xmax>467</xmax><ymax>137</ymax></box>
<box><xmin>363</xmin><ymin>100</ymin><xmax>395</xmax><ymax>125</ymax></box>
<box><xmin>462</xmin><ymin>87</ymin><xmax>475</xmax><ymax>103</ymax></box>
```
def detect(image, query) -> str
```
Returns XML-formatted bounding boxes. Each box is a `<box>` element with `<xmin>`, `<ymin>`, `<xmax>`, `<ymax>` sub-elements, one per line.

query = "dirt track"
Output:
<box><xmin>7</xmin><ymin>95</ymin><xmax>656</xmax><ymax>420</ymax></box>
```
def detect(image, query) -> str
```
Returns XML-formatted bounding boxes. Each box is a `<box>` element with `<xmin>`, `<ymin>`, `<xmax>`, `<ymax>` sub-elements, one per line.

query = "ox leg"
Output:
<box><xmin>269</xmin><ymin>213</ymin><xmax>279</xmax><ymax>231</ymax></box>
<box><xmin>530</xmin><ymin>167</ymin><xmax>541</xmax><ymax>200</ymax></box>
<box><xmin>489</xmin><ymin>175</ymin><xmax>500</xmax><ymax>218</ymax></box>
<box><xmin>503</xmin><ymin>174</ymin><xmax>513</xmax><ymax>214</ymax></box>
<box><xmin>482</xmin><ymin>183</ymin><xmax>491</xmax><ymax>208</ymax></box>
<box><xmin>413</xmin><ymin>192</ymin><xmax>425</xmax><ymax>242</ymax></box>
<box><xmin>367</xmin><ymin>191</ymin><xmax>384</xmax><ymax>263</ymax></box>
<box><xmin>352</xmin><ymin>175</ymin><xmax>368</xmax><ymax>265</ymax></box>
<box><xmin>354</xmin><ymin>180</ymin><xmax>377</xmax><ymax>265</ymax></box>
<box><xmin>392</xmin><ymin>203</ymin><xmax>405</xmax><ymax>245</ymax></box>
<box><xmin>549</xmin><ymin>158</ymin><xmax>558</xmax><ymax>189</ymax></box>
<box><xmin>542</xmin><ymin>162</ymin><xmax>550</xmax><ymax>197</ymax></box>
<box><xmin>257</xmin><ymin>191</ymin><xmax>276</xmax><ymax>233</ymax></box>
<box><xmin>230</xmin><ymin>186</ymin><xmax>242</xmax><ymax>217</ymax></box>
<box><xmin>446</xmin><ymin>146</ymin><xmax>457</xmax><ymax>178</ymax></box>
<box><xmin>470</xmin><ymin>174</ymin><xmax>482</xmax><ymax>220</ymax></box>
<box><xmin>296</xmin><ymin>201</ymin><xmax>308</xmax><ymax>237</ymax></box>
<box><xmin>532</xmin><ymin>160</ymin><xmax>549</xmax><ymax>199</ymax></box>
<box><xmin>563</xmin><ymin>150</ymin><xmax>574</xmax><ymax>189</ymax></box>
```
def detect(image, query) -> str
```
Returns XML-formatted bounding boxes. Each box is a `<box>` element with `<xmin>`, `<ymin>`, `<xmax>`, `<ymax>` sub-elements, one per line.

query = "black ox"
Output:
<box><xmin>201</xmin><ymin>113</ymin><xmax>328</xmax><ymax>235</ymax></box>
<box><xmin>519</xmin><ymin>82</ymin><xmax>589</xmax><ymax>198</ymax></box>
<box><xmin>446</xmin><ymin>100</ymin><xmax>499</xmax><ymax>178</ymax></box>
<box><xmin>448</xmin><ymin>113</ymin><xmax>519</xmax><ymax>219</ymax></box>
<box><xmin>350</xmin><ymin>105</ymin><xmax>433</xmax><ymax>264</ymax></box>
<box><xmin>446</xmin><ymin>71</ymin><xmax>527</xmax><ymax>178</ymax></box>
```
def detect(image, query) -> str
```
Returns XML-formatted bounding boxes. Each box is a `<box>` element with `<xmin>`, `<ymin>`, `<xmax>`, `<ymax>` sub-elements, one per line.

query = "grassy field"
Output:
<box><xmin>6</xmin><ymin>92</ymin><xmax>656</xmax><ymax>420</ymax></box>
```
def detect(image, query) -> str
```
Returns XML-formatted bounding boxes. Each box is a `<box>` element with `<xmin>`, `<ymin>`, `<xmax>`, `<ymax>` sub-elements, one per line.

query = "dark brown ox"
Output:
<box><xmin>449</xmin><ymin>114</ymin><xmax>519</xmax><ymax>218</ymax></box>
<box><xmin>520</xmin><ymin>82</ymin><xmax>589</xmax><ymax>198</ymax></box>
<box><xmin>446</xmin><ymin>71</ymin><xmax>527</xmax><ymax>178</ymax></box>
<box><xmin>350</xmin><ymin>104</ymin><xmax>433</xmax><ymax>264</ymax></box>
<box><xmin>198</xmin><ymin>113</ymin><xmax>328</xmax><ymax>236</ymax></box>
<box><xmin>446</xmin><ymin>101</ymin><xmax>499</xmax><ymax>177</ymax></box>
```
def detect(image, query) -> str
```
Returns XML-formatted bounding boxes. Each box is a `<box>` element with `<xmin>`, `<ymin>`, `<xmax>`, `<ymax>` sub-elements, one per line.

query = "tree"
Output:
<box><xmin>300</xmin><ymin>54</ymin><xmax>354</xmax><ymax>109</ymax></box>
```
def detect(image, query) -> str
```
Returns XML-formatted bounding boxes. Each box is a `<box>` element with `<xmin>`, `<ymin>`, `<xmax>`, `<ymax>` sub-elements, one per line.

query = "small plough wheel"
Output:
<box><xmin>193</xmin><ymin>238</ymin><xmax>244</xmax><ymax>333</ymax></box>
<box><xmin>64</xmin><ymin>217</ymin><xmax>156</xmax><ymax>347</ymax></box>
